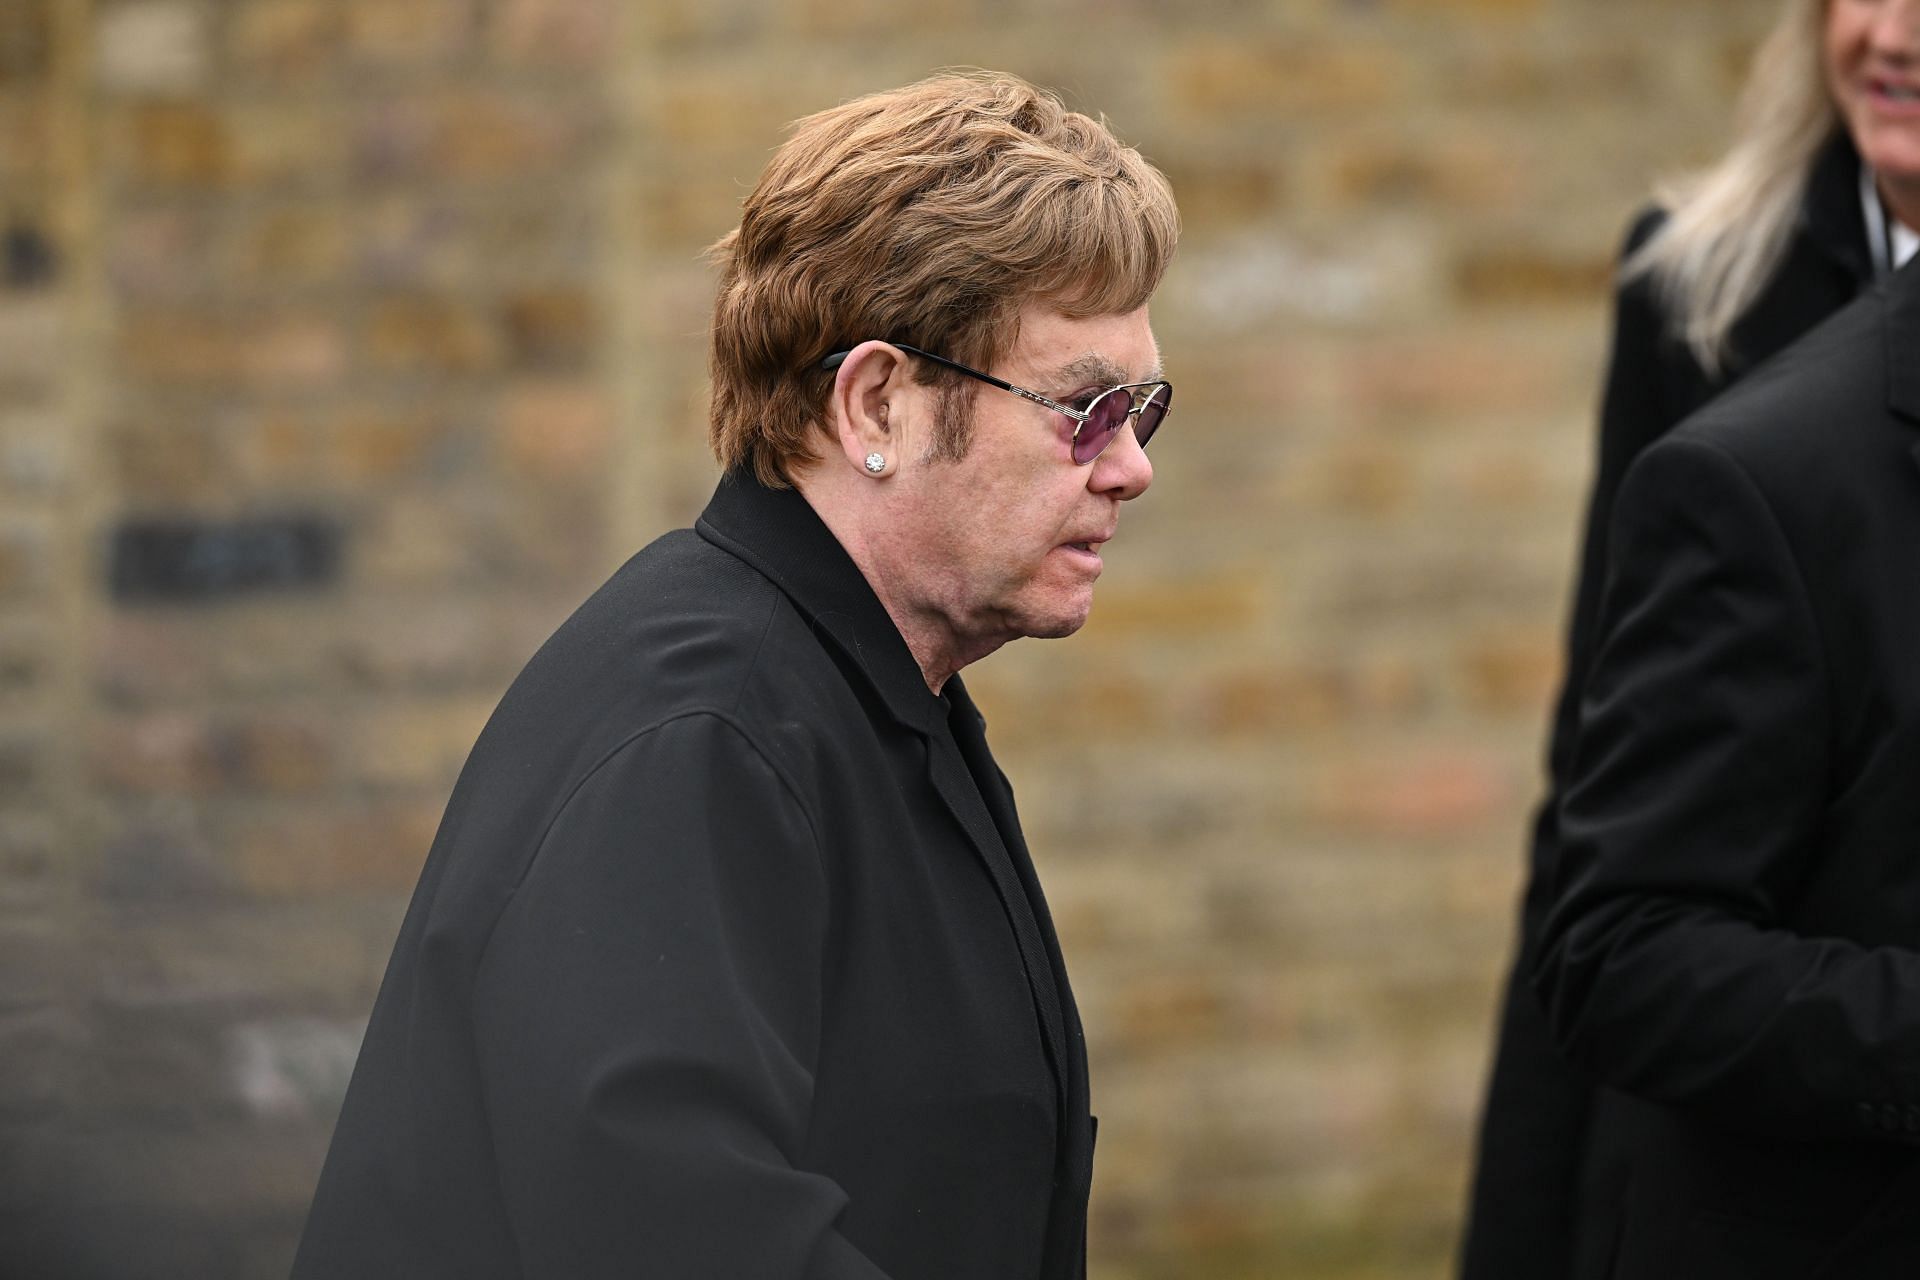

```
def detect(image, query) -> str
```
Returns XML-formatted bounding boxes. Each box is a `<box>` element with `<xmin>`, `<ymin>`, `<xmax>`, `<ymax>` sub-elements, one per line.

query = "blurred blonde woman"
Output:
<box><xmin>1461</xmin><ymin>2</ymin><xmax>1920</xmax><ymax>1277</ymax></box>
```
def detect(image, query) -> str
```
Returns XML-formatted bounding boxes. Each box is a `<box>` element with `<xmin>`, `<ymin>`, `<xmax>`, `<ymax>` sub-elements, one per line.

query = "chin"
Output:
<box><xmin>1858</xmin><ymin>126</ymin><xmax>1920</xmax><ymax>179</ymax></box>
<box><xmin>1011</xmin><ymin>594</ymin><xmax>1094</xmax><ymax>641</ymax></box>
<box><xmin>1876</xmin><ymin>156</ymin><xmax>1920</xmax><ymax>191</ymax></box>
<box><xmin>1023</xmin><ymin>617</ymin><xmax>1086</xmax><ymax>641</ymax></box>
<box><xmin>1866</xmin><ymin>142</ymin><xmax>1920</xmax><ymax>169</ymax></box>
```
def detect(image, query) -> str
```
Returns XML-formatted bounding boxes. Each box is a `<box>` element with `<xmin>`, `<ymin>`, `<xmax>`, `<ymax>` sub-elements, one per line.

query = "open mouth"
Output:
<box><xmin>1872</xmin><ymin>78</ymin><xmax>1920</xmax><ymax>105</ymax></box>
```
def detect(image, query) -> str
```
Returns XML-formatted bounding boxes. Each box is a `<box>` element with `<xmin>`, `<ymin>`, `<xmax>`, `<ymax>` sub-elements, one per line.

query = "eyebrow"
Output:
<box><xmin>1044</xmin><ymin>351</ymin><xmax>1166</xmax><ymax>391</ymax></box>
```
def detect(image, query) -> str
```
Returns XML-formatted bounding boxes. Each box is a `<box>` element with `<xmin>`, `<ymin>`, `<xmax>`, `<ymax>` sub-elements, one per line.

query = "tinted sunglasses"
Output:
<box><xmin>820</xmin><ymin>342</ymin><xmax>1172</xmax><ymax>466</ymax></box>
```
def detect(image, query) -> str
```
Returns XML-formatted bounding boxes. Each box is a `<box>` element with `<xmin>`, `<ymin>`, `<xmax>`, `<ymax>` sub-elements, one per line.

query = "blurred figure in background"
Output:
<box><xmin>292</xmin><ymin>71</ymin><xmax>1176</xmax><ymax>1280</ymax></box>
<box><xmin>1461</xmin><ymin>0</ymin><xmax>1920</xmax><ymax>1276</ymax></box>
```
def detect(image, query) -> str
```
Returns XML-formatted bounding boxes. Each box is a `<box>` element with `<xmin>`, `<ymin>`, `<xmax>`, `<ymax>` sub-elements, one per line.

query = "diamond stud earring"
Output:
<box><xmin>864</xmin><ymin>453</ymin><xmax>886</xmax><ymax>474</ymax></box>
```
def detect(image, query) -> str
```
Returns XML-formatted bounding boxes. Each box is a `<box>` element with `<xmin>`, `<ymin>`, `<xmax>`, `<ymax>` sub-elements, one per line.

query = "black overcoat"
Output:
<box><xmin>1529</xmin><ymin>256</ymin><xmax>1920</xmax><ymax>1278</ymax></box>
<box><xmin>292</xmin><ymin>474</ymin><xmax>1095</xmax><ymax>1280</ymax></box>
<box><xmin>1459</xmin><ymin>133</ymin><xmax>1875</xmax><ymax>1278</ymax></box>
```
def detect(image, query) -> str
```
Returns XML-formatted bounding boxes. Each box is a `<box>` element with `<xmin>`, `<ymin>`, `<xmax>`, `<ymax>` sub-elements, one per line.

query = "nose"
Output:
<box><xmin>1088</xmin><ymin>421</ymin><xmax>1152</xmax><ymax>501</ymax></box>
<box><xmin>1873</xmin><ymin>0</ymin><xmax>1920</xmax><ymax>53</ymax></box>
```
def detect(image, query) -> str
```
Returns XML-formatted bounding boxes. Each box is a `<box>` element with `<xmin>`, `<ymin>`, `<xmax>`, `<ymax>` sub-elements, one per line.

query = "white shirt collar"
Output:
<box><xmin>1860</xmin><ymin>165</ymin><xmax>1920</xmax><ymax>275</ymax></box>
<box><xmin>1893</xmin><ymin>218</ymin><xmax>1919</xmax><ymax>271</ymax></box>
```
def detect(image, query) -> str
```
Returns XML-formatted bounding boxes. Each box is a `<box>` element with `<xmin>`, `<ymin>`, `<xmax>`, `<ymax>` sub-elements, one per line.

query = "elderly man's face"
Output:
<box><xmin>889</xmin><ymin>302</ymin><xmax>1159</xmax><ymax>660</ymax></box>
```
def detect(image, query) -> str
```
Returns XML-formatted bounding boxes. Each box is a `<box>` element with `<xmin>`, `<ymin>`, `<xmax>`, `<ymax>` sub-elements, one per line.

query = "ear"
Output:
<box><xmin>825</xmin><ymin>341</ymin><xmax>913</xmax><ymax>478</ymax></box>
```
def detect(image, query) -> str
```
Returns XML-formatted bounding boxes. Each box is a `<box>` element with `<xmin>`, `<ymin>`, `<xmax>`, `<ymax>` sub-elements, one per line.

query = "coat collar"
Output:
<box><xmin>694</xmin><ymin>470</ymin><xmax>946</xmax><ymax>735</ymax></box>
<box><xmin>1800</xmin><ymin>128</ymin><xmax>1874</xmax><ymax>285</ymax></box>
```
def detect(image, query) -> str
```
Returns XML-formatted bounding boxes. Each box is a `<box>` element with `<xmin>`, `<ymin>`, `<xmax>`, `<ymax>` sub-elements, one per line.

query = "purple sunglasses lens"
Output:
<box><xmin>1071</xmin><ymin>384</ymin><xmax>1171</xmax><ymax>464</ymax></box>
<box><xmin>1135</xmin><ymin>384</ymin><xmax>1170</xmax><ymax>449</ymax></box>
<box><xmin>1071</xmin><ymin>392</ymin><xmax>1127</xmax><ymax>465</ymax></box>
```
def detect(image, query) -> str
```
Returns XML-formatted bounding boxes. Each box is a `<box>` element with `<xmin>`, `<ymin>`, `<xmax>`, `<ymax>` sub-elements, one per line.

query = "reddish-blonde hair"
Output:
<box><xmin>707</xmin><ymin>70</ymin><xmax>1180</xmax><ymax>486</ymax></box>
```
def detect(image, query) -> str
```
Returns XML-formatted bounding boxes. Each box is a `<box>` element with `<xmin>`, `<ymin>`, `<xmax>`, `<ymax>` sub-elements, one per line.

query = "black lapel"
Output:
<box><xmin>1886</xmin><ymin>258</ymin><xmax>1920</xmax><ymax>447</ymax></box>
<box><xmin>1800</xmin><ymin>129</ymin><xmax>1873</xmax><ymax>285</ymax></box>
<box><xmin>946</xmin><ymin>678</ymin><xmax>1095</xmax><ymax>1163</ymax></box>
<box><xmin>946</xmin><ymin>680</ymin><xmax>1085</xmax><ymax>1075</ymax></box>
<box><xmin>923</xmin><ymin>694</ymin><xmax>1072</xmax><ymax>1111</ymax></box>
<box><xmin>694</xmin><ymin>473</ymin><xmax>1072</xmax><ymax>1107</ymax></box>
<box><xmin>942</xmin><ymin>679</ymin><xmax>1094</xmax><ymax>1280</ymax></box>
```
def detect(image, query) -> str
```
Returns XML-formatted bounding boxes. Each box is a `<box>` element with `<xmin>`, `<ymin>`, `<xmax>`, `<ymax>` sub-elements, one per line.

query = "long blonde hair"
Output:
<box><xmin>1626</xmin><ymin>0</ymin><xmax>1837</xmax><ymax>374</ymax></box>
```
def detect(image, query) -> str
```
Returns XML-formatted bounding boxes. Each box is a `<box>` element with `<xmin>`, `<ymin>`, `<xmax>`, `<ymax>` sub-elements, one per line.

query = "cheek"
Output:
<box><xmin>1825</xmin><ymin>42</ymin><xmax>1850</xmax><ymax>95</ymax></box>
<box><xmin>1825</xmin><ymin>5</ymin><xmax>1863</xmax><ymax>76</ymax></box>
<box><xmin>972</xmin><ymin>499</ymin><xmax>1059</xmax><ymax>579</ymax></box>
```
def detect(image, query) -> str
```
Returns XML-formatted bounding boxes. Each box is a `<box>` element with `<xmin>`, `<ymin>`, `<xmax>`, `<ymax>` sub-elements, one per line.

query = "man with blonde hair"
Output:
<box><xmin>293</xmin><ymin>71</ymin><xmax>1178</xmax><ymax>1280</ymax></box>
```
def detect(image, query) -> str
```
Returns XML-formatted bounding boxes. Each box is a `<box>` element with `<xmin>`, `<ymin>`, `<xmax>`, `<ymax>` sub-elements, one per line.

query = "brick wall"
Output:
<box><xmin>0</xmin><ymin>0</ymin><xmax>1781</xmax><ymax>1275</ymax></box>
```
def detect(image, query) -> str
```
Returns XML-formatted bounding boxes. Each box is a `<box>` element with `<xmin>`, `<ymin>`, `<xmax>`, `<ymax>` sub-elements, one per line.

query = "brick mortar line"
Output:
<box><xmin>36</xmin><ymin>0</ymin><xmax>100</xmax><ymax>1017</ymax></box>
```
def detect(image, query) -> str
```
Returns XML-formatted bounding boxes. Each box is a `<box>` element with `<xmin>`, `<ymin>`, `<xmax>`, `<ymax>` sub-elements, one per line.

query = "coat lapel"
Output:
<box><xmin>945</xmin><ymin>679</ymin><xmax>1087</xmax><ymax>1092</ymax></box>
<box><xmin>942</xmin><ymin>679</ymin><xmax>1096</xmax><ymax>1280</ymax></box>
<box><xmin>1883</xmin><ymin>258</ymin><xmax>1920</xmax><ymax>495</ymax></box>
<box><xmin>1888</xmin><ymin>259</ymin><xmax>1920</xmax><ymax>437</ymax></box>
<box><xmin>1799</xmin><ymin>130</ymin><xmax>1874</xmax><ymax>285</ymax></box>
<box><xmin>923</xmin><ymin>701</ymin><xmax>1072</xmax><ymax>1109</ymax></box>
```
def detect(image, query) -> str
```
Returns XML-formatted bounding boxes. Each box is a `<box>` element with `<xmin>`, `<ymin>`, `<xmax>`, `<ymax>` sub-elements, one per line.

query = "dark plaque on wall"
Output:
<box><xmin>3</xmin><ymin>223</ymin><xmax>57</xmax><ymax>290</ymax></box>
<box><xmin>108</xmin><ymin>515</ymin><xmax>344</xmax><ymax>604</ymax></box>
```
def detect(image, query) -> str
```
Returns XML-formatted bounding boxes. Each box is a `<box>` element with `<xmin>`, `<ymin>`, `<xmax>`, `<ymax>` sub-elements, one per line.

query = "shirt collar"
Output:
<box><xmin>1858</xmin><ymin>158</ymin><xmax>1920</xmax><ymax>277</ymax></box>
<box><xmin>694</xmin><ymin>470</ymin><xmax>948</xmax><ymax>735</ymax></box>
<box><xmin>1894</xmin><ymin>219</ymin><xmax>1920</xmax><ymax>271</ymax></box>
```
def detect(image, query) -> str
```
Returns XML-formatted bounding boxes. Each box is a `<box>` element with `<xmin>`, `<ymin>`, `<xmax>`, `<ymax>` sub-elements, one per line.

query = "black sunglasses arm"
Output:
<box><xmin>819</xmin><ymin>343</ymin><xmax>1091</xmax><ymax>421</ymax></box>
<box><xmin>821</xmin><ymin>342</ymin><xmax>1006</xmax><ymax>383</ymax></box>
